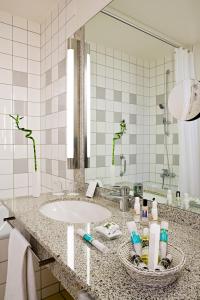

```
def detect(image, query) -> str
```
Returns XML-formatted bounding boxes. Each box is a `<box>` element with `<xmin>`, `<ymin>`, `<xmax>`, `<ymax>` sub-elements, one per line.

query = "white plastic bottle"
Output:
<box><xmin>151</xmin><ymin>199</ymin><xmax>158</xmax><ymax>221</ymax></box>
<box><xmin>148</xmin><ymin>223</ymin><xmax>160</xmax><ymax>271</ymax></box>
<box><xmin>182</xmin><ymin>193</ymin><xmax>190</xmax><ymax>210</ymax></box>
<box><xmin>160</xmin><ymin>221</ymin><xmax>169</xmax><ymax>259</ymax></box>
<box><xmin>167</xmin><ymin>189</ymin><xmax>173</xmax><ymax>205</ymax></box>
<box><xmin>133</xmin><ymin>197</ymin><xmax>141</xmax><ymax>223</ymax></box>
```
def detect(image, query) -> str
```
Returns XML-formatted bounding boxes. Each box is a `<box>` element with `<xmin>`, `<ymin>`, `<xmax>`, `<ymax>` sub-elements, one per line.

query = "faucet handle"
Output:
<box><xmin>120</xmin><ymin>186</ymin><xmax>130</xmax><ymax>196</ymax></box>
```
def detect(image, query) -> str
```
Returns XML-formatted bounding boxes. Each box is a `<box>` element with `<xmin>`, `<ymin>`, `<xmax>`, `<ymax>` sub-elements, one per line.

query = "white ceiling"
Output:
<box><xmin>85</xmin><ymin>0</ymin><xmax>200</xmax><ymax>61</ymax></box>
<box><xmin>0</xmin><ymin>0</ymin><xmax>59</xmax><ymax>23</ymax></box>
<box><xmin>109</xmin><ymin>0</ymin><xmax>200</xmax><ymax>47</ymax></box>
<box><xmin>85</xmin><ymin>13</ymin><xmax>174</xmax><ymax>61</ymax></box>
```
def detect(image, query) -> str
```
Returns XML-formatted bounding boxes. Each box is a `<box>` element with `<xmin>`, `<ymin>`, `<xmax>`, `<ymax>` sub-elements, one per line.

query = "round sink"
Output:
<box><xmin>39</xmin><ymin>200</ymin><xmax>111</xmax><ymax>224</ymax></box>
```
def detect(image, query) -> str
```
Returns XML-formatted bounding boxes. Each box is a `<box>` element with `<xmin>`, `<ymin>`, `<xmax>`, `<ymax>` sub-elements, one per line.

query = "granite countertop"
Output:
<box><xmin>2</xmin><ymin>194</ymin><xmax>200</xmax><ymax>300</ymax></box>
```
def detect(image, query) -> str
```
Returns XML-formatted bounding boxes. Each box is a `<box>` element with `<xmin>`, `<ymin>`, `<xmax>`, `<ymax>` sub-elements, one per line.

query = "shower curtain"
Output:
<box><xmin>175</xmin><ymin>48</ymin><xmax>200</xmax><ymax>197</ymax></box>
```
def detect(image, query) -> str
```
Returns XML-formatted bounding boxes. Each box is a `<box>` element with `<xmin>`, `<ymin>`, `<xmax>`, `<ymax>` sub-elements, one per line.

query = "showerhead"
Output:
<box><xmin>159</xmin><ymin>104</ymin><xmax>165</xmax><ymax>109</ymax></box>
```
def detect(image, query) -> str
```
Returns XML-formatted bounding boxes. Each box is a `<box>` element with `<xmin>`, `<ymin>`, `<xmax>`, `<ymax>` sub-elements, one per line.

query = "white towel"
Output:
<box><xmin>4</xmin><ymin>228</ymin><xmax>38</xmax><ymax>300</ymax></box>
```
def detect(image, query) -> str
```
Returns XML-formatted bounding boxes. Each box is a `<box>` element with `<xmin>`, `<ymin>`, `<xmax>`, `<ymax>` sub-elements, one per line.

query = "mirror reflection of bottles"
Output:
<box><xmin>168</xmin><ymin>79</ymin><xmax>200</xmax><ymax>121</ymax></box>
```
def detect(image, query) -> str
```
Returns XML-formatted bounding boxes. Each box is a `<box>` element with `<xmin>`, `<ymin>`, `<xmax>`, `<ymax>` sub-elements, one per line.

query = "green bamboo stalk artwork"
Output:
<box><xmin>112</xmin><ymin>120</ymin><xmax>126</xmax><ymax>165</ymax></box>
<box><xmin>10</xmin><ymin>114</ymin><xmax>38</xmax><ymax>172</ymax></box>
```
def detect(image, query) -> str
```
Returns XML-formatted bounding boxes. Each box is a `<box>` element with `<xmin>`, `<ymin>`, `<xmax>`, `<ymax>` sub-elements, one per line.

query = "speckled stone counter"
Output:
<box><xmin>2</xmin><ymin>194</ymin><xmax>200</xmax><ymax>300</ymax></box>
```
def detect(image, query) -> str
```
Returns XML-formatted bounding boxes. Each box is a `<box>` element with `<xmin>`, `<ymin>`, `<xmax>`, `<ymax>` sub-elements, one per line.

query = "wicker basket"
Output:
<box><xmin>118</xmin><ymin>242</ymin><xmax>186</xmax><ymax>288</ymax></box>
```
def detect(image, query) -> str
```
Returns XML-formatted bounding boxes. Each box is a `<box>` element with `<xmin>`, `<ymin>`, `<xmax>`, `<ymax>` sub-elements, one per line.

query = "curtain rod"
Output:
<box><xmin>101</xmin><ymin>10</ymin><xmax>181</xmax><ymax>49</ymax></box>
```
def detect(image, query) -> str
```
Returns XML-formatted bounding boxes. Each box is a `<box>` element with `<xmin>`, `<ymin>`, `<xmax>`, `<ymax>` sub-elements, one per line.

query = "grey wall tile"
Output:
<box><xmin>13</xmin><ymin>158</ymin><xmax>28</xmax><ymax>174</ymax></box>
<box><xmin>46</xmin><ymin>159</ymin><xmax>52</xmax><ymax>174</ymax></box>
<box><xmin>58</xmin><ymin>127</ymin><xmax>66</xmax><ymax>145</ymax></box>
<box><xmin>14</xmin><ymin>130</ymin><xmax>27</xmax><ymax>145</ymax></box>
<box><xmin>114</xmin><ymin>112</ymin><xmax>122</xmax><ymax>123</ymax></box>
<box><xmin>129</xmin><ymin>93</ymin><xmax>137</xmax><ymax>104</ymax></box>
<box><xmin>96</xmin><ymin>156</ymin><xmax>105</xmax><ymax>167</ymax></box>
<box><xmin>96</xmin><ymin>87</ymin><xmax>105</xmax><ymax>99</ymax></box>
<box><xmin>13</xmin><ymin>101</ymin><xmax>27</xmax><ymax>115</ymax></box>
<box><xmin>45</xmin><ymin>129</ymin><xmax>52</xmax><ymax>144</ymax></box>
<box><xmin>173</xmin><ymin>154</ymin><xmax>179</xmax><ymax>166</ymax></box>
<box><xmin>13</xmin><ymin>71</ymin><xmax>28</xmax><ymax>87</ymax></box>
<box><xmin>156</xmin><ymin>115</ymin><xmax>163</xmax><ymax>125</ymax></box>
<box><xmin>58</xmin><ymin>93</ymin><xmax>66</xmax><ymax>111</ymax></box>
<box><xmin>173</xmin><ymin>133</ymin><xmax>178</xmax><ymax>144</ymax></box>
<box><xmin>96</xmin><ymin>133</ymin><xmax>105</xmax><ymax>145</ymax></box>
<box><xmin>129</xmin><ymin>154</ymin><xmax>136</xmax><ymax>164</ymax></box>
<box><xmin>156</xmin><ymin>154</ymin><xmax>164</xmax><ymax>164</ymax></box>
<box><xmin>156</xmin><ymin>94</ymin><xmax>165</xmax><ymax>105</ymax></box>
<box><xmin>129</xmin><ymin>134</ymin><xmax>137</xmax><ymax>144</ymax></box>
<box><xmin>45</xmin><ymin>99</ymin><xmax>52</xmax><ymax>115</ymax></box>
<box><xmin>58</xmin><ymin>58</ymin><xmax>66</xmax><ymax>79</ymax></box>
<box><xmin>45</xmin><ymin>69</ymin><xmax>52</xmax><ymax>86</ymax></box>
<box><xmin>58</xmin><ymin>160</ymin><xmax>66</xmax><ymax>178</ymax></box>
<box><xmin>96</xmin><ymin>110</ymin><xmax>105</xmax><ymax>122</ymax></box>
<box><xmin>114</xmin><ymin>90</ymin><xmax>122</xmax><ymax>102</ymax></box>
<box><xmin>129</xmin><ymin>114</ymin><xmax>136</xmax><ymax>124</ymax></box>
<box><xmin>156</xmin><ymin>134</ymin><xmax>164</xmax><ymax>144</ymax></box>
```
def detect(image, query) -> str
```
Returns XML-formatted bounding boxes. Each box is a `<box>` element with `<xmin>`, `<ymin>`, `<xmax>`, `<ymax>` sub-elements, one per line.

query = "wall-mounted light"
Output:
<box><xmin>84</xmin><ymin>44</ymin><xmax>91</xmax><ymax>168</ymax></box>
<box><xmin>66</xmin><ymin>38</ymin><xmax>80</xmax><ymax>169</ymax></box>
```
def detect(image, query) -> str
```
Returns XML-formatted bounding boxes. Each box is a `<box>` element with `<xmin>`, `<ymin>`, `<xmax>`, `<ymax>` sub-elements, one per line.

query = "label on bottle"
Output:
<box><xmin>131</xmin><ymin>231</ymin><xmax>141</xmax><ymax>244</ymax></box>
<box><xmin>160</xmin><ymin>229</ymin><xmax>168</xmax><ymax>242</ymax></box>
<box><xmin>83</xmin><ymin>233</ymin><xmax>94</xmax><ymax>243</ymax></box>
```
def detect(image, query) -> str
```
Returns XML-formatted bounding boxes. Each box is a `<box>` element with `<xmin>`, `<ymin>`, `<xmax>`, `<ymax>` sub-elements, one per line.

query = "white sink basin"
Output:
<box><xmin>39</xmin><ymin>200</ymin><xmax>111</xmax><ymax>223</ymax></box>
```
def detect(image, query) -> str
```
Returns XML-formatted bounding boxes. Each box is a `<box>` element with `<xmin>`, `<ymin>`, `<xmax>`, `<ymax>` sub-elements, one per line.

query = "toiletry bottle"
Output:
<box><xmin>77</xmin><ymin>229</ymin><xmax>109</xmax><ymax>253</ymax></box>
<box><xmin>151</xmin><ymin>199</ymin><xmax>158</xmax><ymax>221</ymax></box>
<box><xmin>182</xmin><ymin>193</ymin><xmax>190</xmax><ymax>210</ymax></box>
<box><xmin>142</xmin><ymin>199</ymin><xmax>148</xmax><ymax>223</ymax></box>
<box><xmin>167</xmin><ymin>189</ymin><xmax>173</xmax><ymax>205</ymax></box>
<box><xmin>160</xmin><ymin>221</ymin><xmax>169</xmax><ymax>259</ymax></box>
<box><xmin>127</xmin><ymin>221</ymin><xmax>142</xmax><ymax>256</ymax></box>
<box><xmin>176</xmin><ymin>191</ymin><xmax>181</xmax><ymax>206</ymax></box>
<box><xmin>148</xmin><ymin>223</ymin><xmax>160</xmax><ymax>271</ymax></box>
<box><xmin>141</xmin><ymin>227</ymin><xmax>149</xmax><ymax>265</ymax></box>
<box><xmin>130</xmin><ymin>249</ymin><xmax>148</xmax><ymax>270</ymax></box>
<box><xmin>155</xmin><ymin>254</ymin><xmax>173</xmax><ymax>271</ymax></box>
<box><xmin>133</xmin><ymin>196</ymin><xmax>141</xmax><ymax>223</ymax></box>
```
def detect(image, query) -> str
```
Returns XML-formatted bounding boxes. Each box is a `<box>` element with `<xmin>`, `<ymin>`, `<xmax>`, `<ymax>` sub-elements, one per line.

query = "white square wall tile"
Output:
<box><xmin>0</xmin><ymin>174</ymin><xmax>13</xmax><ymax>189</ymax></box>
<box><xmin>28</xmin><ymin>46</ymin><xmax>40</xmax><ymax>61</ymax></box>
<box><xmin>0</xmin><ymin>53</ymin><xmax>12</xmax><ymax>69</ymax></box>
<box><xmin>14</xmin><ymin>174</ymin><xmax>28</xmax><ymax>188</ymax></box>
<box><xmin>13</xmin><ymin>27</ymin><xmax>27</xmax><ymax>44</ymax></box>
<box><xmin>0</xmin><ymin>23</ymin><xmax>12</xmax><ymax>39</ymax></box>
<box><xmin>0</xmin><ymin>37</ymin><xmax>12</xmax><ymax>55</ymax></box>
<box><xmin>0</xmin><ymin>84</ymin><xmax>12</xmax><ymax>99</ymax></box>
<box><xmin>13</xmin><ymin>56</ymin><xmax>27</xmax><ymax>72</ymax></box>
<box><xmin>13</xmin><ymin>86</ymin><xmax>27</xmax><ymax>101</ymax></box>
<box><xmin>13</xmin><ymin>42</ymin><xmax>27</xmax><ymax>58</ymax></box>
<box><xmin>28</xmin><ymin>32</ymin><xmax>40</xmax><ymax>47</ymax></box>
<box><xmin>28</xmin><ymin>60</ymin><xmax>40</xmax><ymax>75</ymax></box>
<box><xmin>0</xmin><ymin>68</ymin><xmax>12</xmax><ymax>84</ymax></box>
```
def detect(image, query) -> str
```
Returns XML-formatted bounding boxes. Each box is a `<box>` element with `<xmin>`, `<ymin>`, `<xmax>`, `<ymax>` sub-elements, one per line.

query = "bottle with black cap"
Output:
<box><xmin>142</xmin><ymin>199</ymin><xmax>148</xmax><ymax>222</ymax></box>
<box><xmin>176</xmin><ymin>191</ymin><xmax>181</xmax><ymax>206</ymax></box>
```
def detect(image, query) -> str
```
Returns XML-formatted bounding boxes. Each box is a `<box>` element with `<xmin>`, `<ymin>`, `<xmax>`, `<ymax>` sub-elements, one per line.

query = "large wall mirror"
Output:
<box><xmin>83</xmin><ymin>0</ymin><xmax>200</xmax><ymax>211</ymax></box>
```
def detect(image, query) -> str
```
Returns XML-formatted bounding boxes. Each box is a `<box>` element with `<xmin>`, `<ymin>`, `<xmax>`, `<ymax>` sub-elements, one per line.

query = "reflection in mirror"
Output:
<box><xmin>84</xmin><ymin>0</ymin><xmax>200</xmax><ymax>207</ymax></box>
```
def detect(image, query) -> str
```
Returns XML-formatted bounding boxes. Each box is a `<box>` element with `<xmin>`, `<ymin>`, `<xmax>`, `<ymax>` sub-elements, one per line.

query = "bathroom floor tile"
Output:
<box><xmin>60</xmin><ymin>290</ymin><xmax>74</xmax><ymax>300</ymax></box>
<box><xmin>44</xmin><ymin>294</ymin><xmax>63</xmax><ymax>300</ymax></box>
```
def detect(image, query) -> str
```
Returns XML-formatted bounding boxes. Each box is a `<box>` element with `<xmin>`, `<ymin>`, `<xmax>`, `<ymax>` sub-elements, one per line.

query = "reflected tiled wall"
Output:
<box><xmin>85</xmin><ymin>42</ymin><xmax>179</xmax><ymax>188</ymax></box>
<box><xmin>0</xmin><ymin>11</ymin><xmax>40</xmax><ymax>199</ymax></box>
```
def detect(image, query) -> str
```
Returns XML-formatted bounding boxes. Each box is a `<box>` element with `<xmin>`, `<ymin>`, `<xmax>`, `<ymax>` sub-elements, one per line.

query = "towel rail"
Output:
<box><xmin>3</xmin><ymin>216</ymin><xmax>56</xmax><ymax>267</ymax></box>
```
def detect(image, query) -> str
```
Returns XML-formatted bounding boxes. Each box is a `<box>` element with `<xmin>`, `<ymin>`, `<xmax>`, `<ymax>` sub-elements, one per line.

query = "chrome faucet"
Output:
<box><xmin>160</xmin><ymin>169</ymin><xmax>176</xmax><ymax>189</ymax></box>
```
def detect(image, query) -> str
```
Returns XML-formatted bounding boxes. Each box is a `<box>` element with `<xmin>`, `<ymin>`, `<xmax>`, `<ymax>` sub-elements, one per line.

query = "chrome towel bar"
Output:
<box><xmin>3</xmin><ymin>216</ymin><xmax>56</xmax><ymax>267</ymax></box>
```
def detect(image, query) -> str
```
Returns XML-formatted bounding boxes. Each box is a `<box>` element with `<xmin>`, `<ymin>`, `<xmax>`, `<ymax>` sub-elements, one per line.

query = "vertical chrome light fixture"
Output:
<box><xmin>84</xmin><ymin>43</ymin><xmax>91</xmax><ymax>168</ymax></box>
<box><xmin>66</xmin><ymin>38</ymin><xmax>80</xmax><ymax>169</ymax></box>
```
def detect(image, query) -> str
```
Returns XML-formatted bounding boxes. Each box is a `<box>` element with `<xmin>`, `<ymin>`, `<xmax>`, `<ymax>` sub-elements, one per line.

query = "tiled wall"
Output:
<box><xmin>149</xmin><ymin>57</ymin><xmax>179</xmax><ymax>188</ymax></box>
<box><xmin>0</xmin><ymin>11</ymin><xmax>41</xmax><ymax>199</ymax></box>
<box><xmin>85</xmin><ymin>42</ymin><xmax>150</xmax><ymax>185</ymax></box>
<box><xmin>85</xmin><ymin>41</ymin><xmax>179</xmax><ymax>188</ymax></box>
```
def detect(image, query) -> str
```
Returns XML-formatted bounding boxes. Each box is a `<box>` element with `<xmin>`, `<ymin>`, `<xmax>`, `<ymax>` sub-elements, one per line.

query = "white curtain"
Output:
<box><xmin>175</xmin><ymin>48</ymin><xmax>200</xmax><ymax>197</ymax></box>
